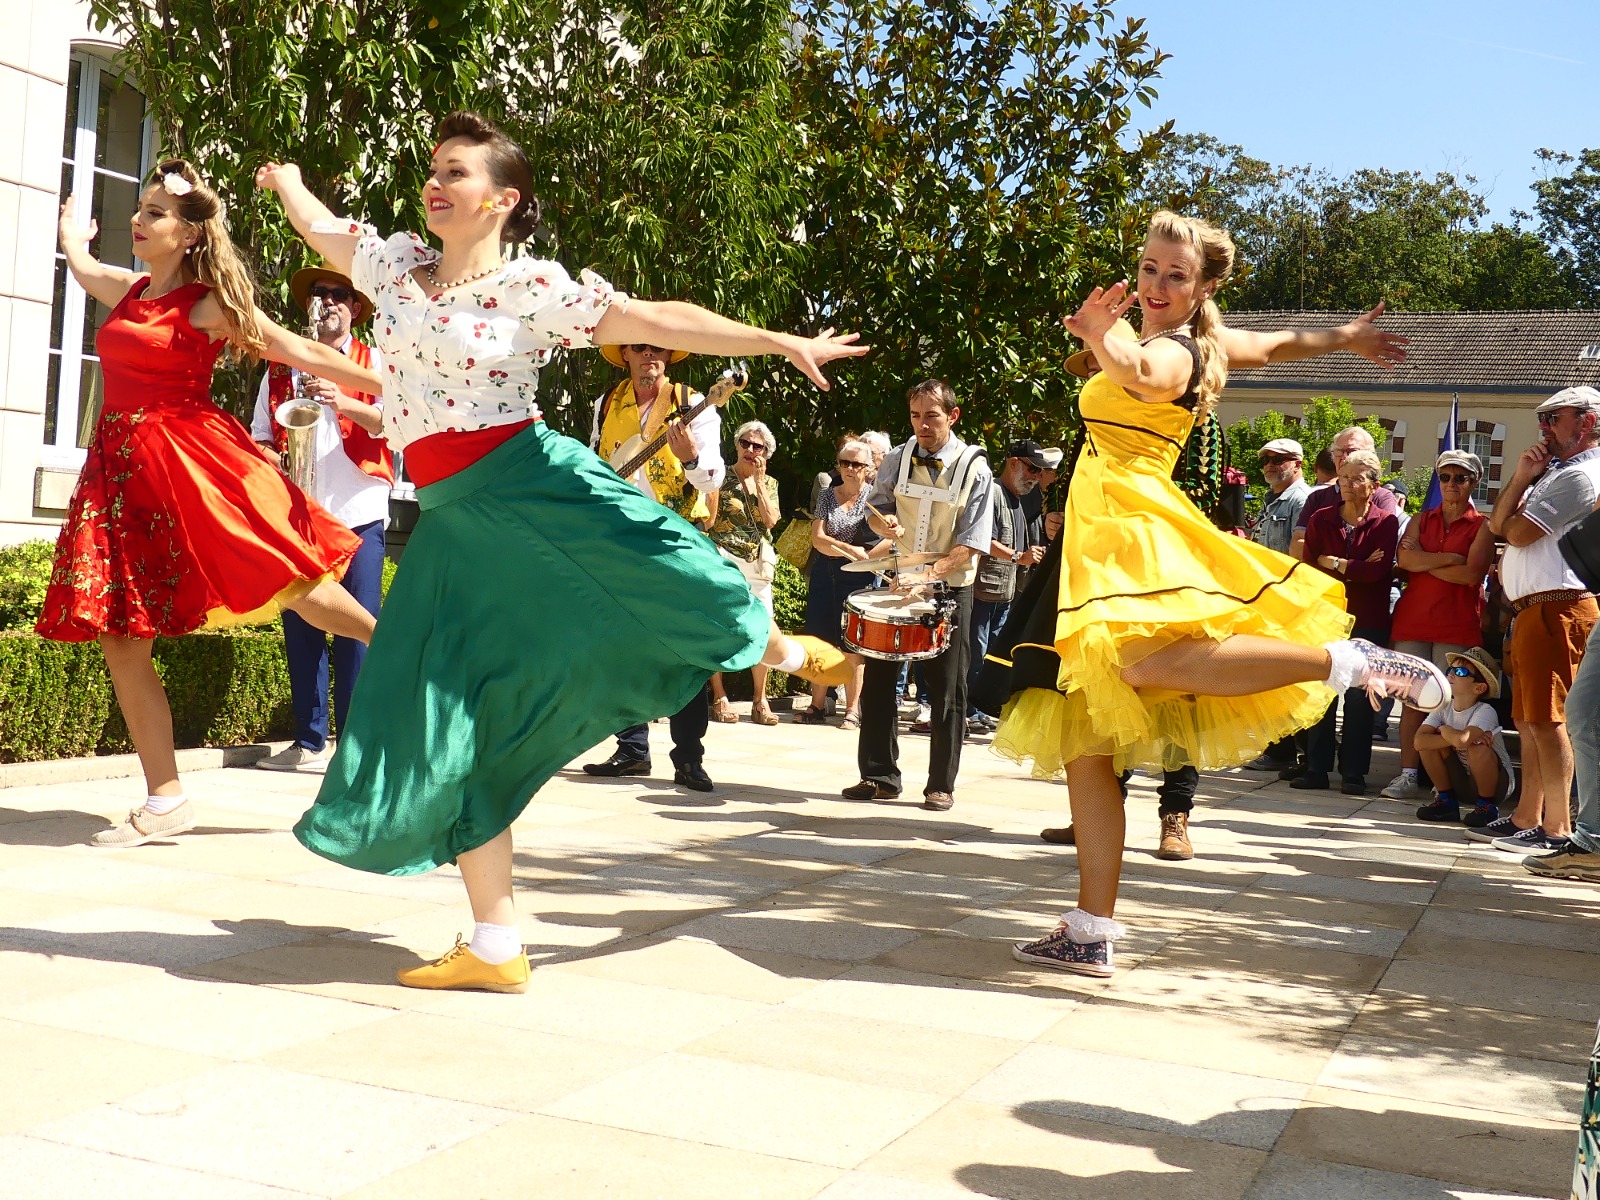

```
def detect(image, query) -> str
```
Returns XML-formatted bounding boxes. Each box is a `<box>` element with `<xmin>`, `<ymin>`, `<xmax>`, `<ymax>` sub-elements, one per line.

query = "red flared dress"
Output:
<box><xmin>36</xmin><ymin>278</ymin><xmax>361</xmax><ymax>641</ymax></box>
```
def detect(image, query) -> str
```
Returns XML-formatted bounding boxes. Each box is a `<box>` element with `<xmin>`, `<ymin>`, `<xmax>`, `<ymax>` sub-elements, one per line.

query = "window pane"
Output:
<box><xmin>63</xmin><ymin>58</ymin><xmax>81</xmax><ymax>159</ymax></box>
<box><xmin>94</xmin><ymin>69</ymin><xmax>146</xmax><ymax>178</ymax></box>
<box><xmin>90</xmin><ymin>168</ymin><xmax>141</xmax><ymax>270</ymax></box>
<box><xmin>76</xmin><ymin>358</ymin><xmax>105</xmax><ymax>448</ymax></box>
<box><xmin>50</xmin><ymin>256</ymin><xmax>68</xmax><ymax>350</ymax></box>
<box><xmin>44</xmin><ymin>353</ymin><xmax>63</xmax><ymax>445</ymax></box>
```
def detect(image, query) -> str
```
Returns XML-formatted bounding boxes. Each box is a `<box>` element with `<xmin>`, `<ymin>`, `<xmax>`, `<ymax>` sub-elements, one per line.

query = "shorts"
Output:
<box><xmin>1441</xmin><ymin>748</ymin><xmax>1513</xmax><ymax>805</ymax></box>
<box><xmin>1393</xmin><ymin>640</ymin><xmax>1474</xmax><ymax>672</ymax></box>
<box><xmin>721</xmin><ymin>546</ymin><xmax>775</xmax><ymax>617</ymax></box>
<box><xmin>1509</xmin><ymin>595</ymin><xmax>1598</xmax><ymax>724</ymax></box>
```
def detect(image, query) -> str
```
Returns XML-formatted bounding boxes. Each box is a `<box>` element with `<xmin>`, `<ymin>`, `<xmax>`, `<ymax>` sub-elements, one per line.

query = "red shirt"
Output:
<box><xmin>1305</xmin><ymin>503</ymin><xmax>1400</xmax><ymax>637</ymax></box>
<box><xmin>1390</xmin><ymin>505</ymin><xmax>1486</xmax><ymax>647</ymax></box>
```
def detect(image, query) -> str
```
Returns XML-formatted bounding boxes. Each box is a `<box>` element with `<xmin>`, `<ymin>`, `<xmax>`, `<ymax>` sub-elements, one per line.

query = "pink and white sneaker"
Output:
<box><xmin>1348</xmin><ymin>639</ymin><xmax>1448</xmax><ymax>713</ymax></box>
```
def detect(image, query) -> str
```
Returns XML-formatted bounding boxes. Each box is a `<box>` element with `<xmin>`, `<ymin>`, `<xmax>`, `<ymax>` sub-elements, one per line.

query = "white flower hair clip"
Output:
<box><xmin>161</xmin><ymin>172</ymin><xmax>193</xmax><ymax>197</ymax></box>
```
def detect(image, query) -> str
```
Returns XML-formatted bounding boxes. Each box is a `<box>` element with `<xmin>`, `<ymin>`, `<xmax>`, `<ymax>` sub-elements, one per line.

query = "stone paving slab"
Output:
<box><xmin>0</xmin><ymin>710</ymin><xmax>1593</xmax><ymax>1198</ymax></box>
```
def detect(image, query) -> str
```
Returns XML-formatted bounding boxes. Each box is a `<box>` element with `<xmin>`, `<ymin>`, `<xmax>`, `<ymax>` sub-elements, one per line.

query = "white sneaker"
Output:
<box><xmin>1380</xmin><ymin>773</ymin><xmax>1427</xmax><ymax>800</ymax></box>
<box><xmin>1347</xmin><ymin>640</ymin><xmax>1448</xmax><ymax>713</ymax></box>
<box><xmin>91</xmin><ymin>802</ymin><xmax>197</xmax><ymax>847</ymax></box>
<box><xmin>257</xmin><ymin>744</ymin><xmax>331</xmax><ymax>774</ymax></box>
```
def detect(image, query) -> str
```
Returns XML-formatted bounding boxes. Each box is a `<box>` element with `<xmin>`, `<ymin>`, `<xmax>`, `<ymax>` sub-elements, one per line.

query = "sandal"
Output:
<box><xmin>710</xmin><ymin>696</ymin><xmax>738</xmax><ymax>724</ymax></box>
<box><xmin>751</xmin><ymin>702</ymin><xmax>779</xmax><ymax>727</ymax></box>
<box><xmin>839</xmin><ymin>710</ymin><xmax>861</xmax><ymax>731</ymax></box>
<box><xmin>795</xmin><ymin>707</ymin><xmax>829</xmax><ymax>725</ymax></box>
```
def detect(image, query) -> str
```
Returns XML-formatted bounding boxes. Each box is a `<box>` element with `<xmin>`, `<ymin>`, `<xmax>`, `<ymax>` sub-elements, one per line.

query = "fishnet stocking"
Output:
<box><xmin>1120</xmin><ymin>635</ymin><xmax>1329</xmax><ymax>696</ymax></box>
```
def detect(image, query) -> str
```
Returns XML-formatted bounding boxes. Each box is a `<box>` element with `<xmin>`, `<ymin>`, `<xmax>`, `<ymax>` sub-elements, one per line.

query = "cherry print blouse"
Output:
<box><xmin>318</xmin><ymin>221</ymin><xmax>626</xmax><ymax>451</ymax></box>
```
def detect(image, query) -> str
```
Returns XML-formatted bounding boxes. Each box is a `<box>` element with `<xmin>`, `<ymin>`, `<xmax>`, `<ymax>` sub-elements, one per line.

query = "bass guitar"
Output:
<box><xmin>607</xmin><ymin>367</ymin><xmax>749</xmax><ymax>501</ymax></box>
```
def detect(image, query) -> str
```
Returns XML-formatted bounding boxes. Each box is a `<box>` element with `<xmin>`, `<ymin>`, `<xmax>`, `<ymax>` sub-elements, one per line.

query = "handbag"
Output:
<box><xmin>774</xmin><ymin>511</ymin><xmax>814</xmax><ymax>571</ymax></box>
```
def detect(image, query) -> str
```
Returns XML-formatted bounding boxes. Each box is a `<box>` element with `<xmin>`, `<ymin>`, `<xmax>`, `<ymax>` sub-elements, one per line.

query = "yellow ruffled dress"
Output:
<box><xmin>992</xmin><ymin>369</ymin><xmax>1353</xmax><ymax>776</ymax></box>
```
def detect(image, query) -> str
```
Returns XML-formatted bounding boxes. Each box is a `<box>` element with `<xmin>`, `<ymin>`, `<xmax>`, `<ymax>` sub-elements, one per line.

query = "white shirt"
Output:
<box><xmin>1422</xmin><ymin>699</ymin><xmax>1515</xmax><ymax>785</ymax></box>
<box><xmin>250</xmin><ymin>335</ymin><xmax>390</xmax><ymax>530</ymax></box>
<box><xmin>587</xmin><ymin>384</ymin><xmax>725</xmax><ymax>496</ymax></box>
<box><xmin>320</xmin><ymin>222</ymin><xmax>623</xmax><ymax>450</ymax></box>
<box><xmin>1500</xmin><ymin>447</ymin><xmax>1600</xmax><ymax>600</ymax></box>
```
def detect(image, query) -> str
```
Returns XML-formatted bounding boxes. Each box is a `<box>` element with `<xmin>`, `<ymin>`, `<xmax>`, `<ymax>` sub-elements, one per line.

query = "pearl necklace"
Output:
<box><xmin>427</xmin><ymin>260</ymin><xmax>504</xmax><ymax>291</ymax></box>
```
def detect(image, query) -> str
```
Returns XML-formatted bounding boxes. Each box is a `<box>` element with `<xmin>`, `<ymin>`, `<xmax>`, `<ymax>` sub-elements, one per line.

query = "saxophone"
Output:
<box><xmin>274</xmin><ymin>295</ymin><xmax>325</xmax><ymax>491</ymax></box>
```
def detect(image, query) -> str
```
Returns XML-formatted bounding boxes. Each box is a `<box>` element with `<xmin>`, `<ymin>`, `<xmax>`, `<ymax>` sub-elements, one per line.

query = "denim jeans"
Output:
<box><xmin>1568</xmin><ymin>620</ymin><xmax>1600</xmax><ymax>853</ymax></box>
<box><xmin>966</xmin><ymin>597</ymin><xmax>1011</xmax><ymax>716</ymax></box>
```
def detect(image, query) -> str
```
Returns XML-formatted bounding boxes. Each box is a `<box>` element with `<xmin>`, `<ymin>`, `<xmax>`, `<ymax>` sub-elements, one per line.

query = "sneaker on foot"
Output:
<box><xmin>1461</xmin><ymin>802</ymin><xmax>1500</xmax><ymax>829</ymax></box>
<box><xmin>257</xmin><ymin>743</ymin><xmax>331</xmax><ymax>773</ymax></box>
<box><xmin>1381</xmin><ymin>773</ymin><xmax>1427</xmax><ymax>800</ymax></box>
<box><xmin>1491</xmin><ymin>826</ymin><xmax>1568</xmax><ymax>854</ymax></box>
<box><xmin>1415</xmin><ymin>796</ymin><xmax>1460</xmax><ymax>822</ymax></box>
<box><xmin>1347</xmin><ymin>640</ymin><xmax>1449</xmax><ymax>712</ymax></box>
<box><xmin>1464</xmin><ymin>813</ymin><xmax>1521</xmax><ymax>844</ymax></box>
<box><xmin>90</xmin><ymin>801</ymin><xmax>197</xmax><ymax>847</ymax></box>
<box><xmin>396</xmin><ymin>938</ymin><xmax>531</xmax><ymax>993</ymax></box>
<box><xmin>789</xmin><ymin>635</ymin><xmax>853</xmax><ymax>688</ymax></box>
<box><xmin>1522</xmin><ymin>845</ymin><xmax>1600</xmax><ymax>882</ymax></box>
<box><xmin>1012</xmin><ymin>929</ymin><xmax>1115</xmax><ymax>977</ymax></box>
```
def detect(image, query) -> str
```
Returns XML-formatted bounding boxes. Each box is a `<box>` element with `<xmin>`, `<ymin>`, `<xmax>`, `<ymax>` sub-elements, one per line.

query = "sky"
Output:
<box><xmin>1127</xmin><ymin>0</ymin><xmax>1598</xmax><ymax>226</ymax></box>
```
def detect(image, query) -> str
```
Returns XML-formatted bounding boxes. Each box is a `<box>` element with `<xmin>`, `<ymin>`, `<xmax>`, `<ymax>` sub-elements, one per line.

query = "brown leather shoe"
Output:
<box><xmin>842</xmin><ymin>780</ymin><xmax>899</xmax><ymax>801</ymax></box>
<box><xmin>922</xmin><ymin>791</ymin><xmax>954</xmax><ymax>811</ymax></box>
<box><xmin>1156</xmin><ymin>811</ymin><xmax>1194</xmax><ymax>860</ymax></box>
<box><xmin>1039</xmin><ymin>825</ymin><xmax>1076</xmax><ymax>845</ymax></box>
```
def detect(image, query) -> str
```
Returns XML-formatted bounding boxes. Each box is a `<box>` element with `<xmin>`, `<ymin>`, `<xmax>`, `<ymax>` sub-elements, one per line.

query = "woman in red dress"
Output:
<box><xmin>39</xmin><ymin>159</ymin><xmax>386</xmax><ymax>847</ymax></box>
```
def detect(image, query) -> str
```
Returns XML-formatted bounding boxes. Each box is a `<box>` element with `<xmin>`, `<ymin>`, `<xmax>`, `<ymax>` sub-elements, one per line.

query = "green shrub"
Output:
<box><xmin>1</xmin><ymin>629</ymin><xmax>294</xmax><ymax>762</ymax></box>
<box><xmin>773</xmin><ymin>557</ymin><xmax>807</xmax><ymax>633</ymax></box>
<box><xmin>381</xmin><ymin>555</ymin><xmax>398</xmax><ymax>599</ymax></box>
<box><xmin>0</xmin><ymin>539</ymin><xmax>59</xmax><ymax>631</ymax></box>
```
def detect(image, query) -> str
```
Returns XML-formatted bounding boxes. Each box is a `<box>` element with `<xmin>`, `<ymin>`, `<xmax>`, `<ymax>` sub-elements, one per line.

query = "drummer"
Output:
<box><xmin>841</xmin><ymin>379</ymin><xmax>993</xmax><ymax>812</ymax></box>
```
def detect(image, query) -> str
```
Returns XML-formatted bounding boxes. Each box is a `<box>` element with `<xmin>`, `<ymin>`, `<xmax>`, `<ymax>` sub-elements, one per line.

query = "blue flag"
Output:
<box><xmin>1422</xmin><ymin>394</ymin><xmax>1460</xmax><ymax>511</ymax></box>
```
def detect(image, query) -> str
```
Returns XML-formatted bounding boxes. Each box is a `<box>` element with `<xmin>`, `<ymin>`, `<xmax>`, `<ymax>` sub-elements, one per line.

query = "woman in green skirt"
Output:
<box><xmin>256</xmin><ymin>111</ymin><xmax>861</xmax><ymax>994</ymax></box>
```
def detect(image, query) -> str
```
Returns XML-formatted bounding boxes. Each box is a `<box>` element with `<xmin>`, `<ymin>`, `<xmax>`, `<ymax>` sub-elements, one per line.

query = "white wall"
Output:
<box><xmin>0</xmin><ymin>1</ymin><xmax>102</xmax><ymax>547</ymax></box>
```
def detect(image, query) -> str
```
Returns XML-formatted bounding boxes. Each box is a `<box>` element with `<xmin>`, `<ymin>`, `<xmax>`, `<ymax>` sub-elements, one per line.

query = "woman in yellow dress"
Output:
<box><xmin>997</xmin><ymin>210</ymin><xmax>1450</xmax><ymax>977</ymax></box>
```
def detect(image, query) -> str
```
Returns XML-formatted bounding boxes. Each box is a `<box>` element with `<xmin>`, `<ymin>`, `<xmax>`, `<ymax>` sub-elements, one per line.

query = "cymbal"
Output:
<box><xmin>840</xmin><ymin>551</ymin><xmax>942</xmax><ymax>574</ymax></box>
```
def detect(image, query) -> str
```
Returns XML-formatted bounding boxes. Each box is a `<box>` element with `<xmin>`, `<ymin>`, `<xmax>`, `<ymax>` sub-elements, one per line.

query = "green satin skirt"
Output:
<box><xmin>294</xmin><ymin>421</ymin><xmax>768</xmax><ymax>875</ymax></box>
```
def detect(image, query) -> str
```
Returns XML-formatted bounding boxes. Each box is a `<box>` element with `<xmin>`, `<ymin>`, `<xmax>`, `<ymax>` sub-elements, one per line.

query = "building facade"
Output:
<box><xmin>1217</xmin><ymin>310</ymin><xmax>1600</xmax><ymax>504</ymax></box>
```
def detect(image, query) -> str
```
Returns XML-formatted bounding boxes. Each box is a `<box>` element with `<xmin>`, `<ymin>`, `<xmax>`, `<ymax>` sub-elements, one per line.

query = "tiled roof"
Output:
<box><xmin>1220</xmin><ymin>309</ymin><xmax>1600</xmax><ymax>393</ymax></box>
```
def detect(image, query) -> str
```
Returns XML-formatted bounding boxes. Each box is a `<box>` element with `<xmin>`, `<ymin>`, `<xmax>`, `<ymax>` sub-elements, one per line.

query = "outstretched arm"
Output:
<box><xmin>57</xmin><ymin>197</ymin><xmax>139</xmax><ymax>310</ymax></box>
<box><xmin>255</xmin><ymin>162</ymin><xmax>359</xmax><ymax>276</ymax></box>
<box><xmin>1220</xmin><ymin>303</ymin><xmax>1407</xmax><ymax>370</ymax></box>
<box><xmin>593</xmin><ymin>301</ymin><xmax>868</xmax><ymax>392</ymax></box>
<box><xmin>1062</xmin><ymin>282</ymin><xmax>1193</xmax><ymax>403</ymax></box>
<box><xmin>189</xmin><ymin>294</ymin><xmax>384</xmax><ymax>396</ymax></box>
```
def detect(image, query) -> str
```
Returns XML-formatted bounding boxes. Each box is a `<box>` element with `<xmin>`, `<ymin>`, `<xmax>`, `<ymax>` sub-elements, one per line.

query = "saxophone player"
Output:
<box><xmin>251</xmin><ymin>266</ymin><xmax>392</xmax><ymax>773</ymax></box>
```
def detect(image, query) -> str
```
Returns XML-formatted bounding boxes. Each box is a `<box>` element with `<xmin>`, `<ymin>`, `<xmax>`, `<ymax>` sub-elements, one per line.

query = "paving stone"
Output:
<box><xmin>1243</xmin><ymin>1152</ymin><xmax>1557</xmax><ymax>1200</ymax></box>
<box><xmin>0</xmin><ymin>1135</ymin><xmax>322</xmax><ymax>1200</ymax></box>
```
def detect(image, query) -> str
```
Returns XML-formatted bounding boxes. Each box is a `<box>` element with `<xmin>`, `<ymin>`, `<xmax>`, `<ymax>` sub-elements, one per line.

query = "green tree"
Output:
<box><xmin>1529</xmin><ymin>147</ymin><xmax>1600</xmax><ymax>305</ymax></box>
<box><xmin>1225</xmin><ymin>396</ymin><xmax>1386</xmax><ymax>494</ymax></box>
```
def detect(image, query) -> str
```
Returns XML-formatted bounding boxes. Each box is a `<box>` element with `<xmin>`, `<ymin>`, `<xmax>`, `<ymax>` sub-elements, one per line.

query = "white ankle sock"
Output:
<box><xmin>773</xmin><ymin>638</ymin><xmax>807</xmax><ymax>674</ymax></box>
<box><xmin>1322</xmin><ymin>640</ymin><xmax>1365</xmax><ymax>692</ymax></box>
<box><xmin>142</xmin><ymin>793</ymin><xmax>186</xmax><ymax>815</ymax></box>
<box><xmin>1401</xmin><ymin>767</ymin><xmax>1418</xmax><ymax>783</ymax></box>
<box><xmin>469</xmin><ymin>921</ymin><xmax>523</xmax><ymax>965</ymax></box>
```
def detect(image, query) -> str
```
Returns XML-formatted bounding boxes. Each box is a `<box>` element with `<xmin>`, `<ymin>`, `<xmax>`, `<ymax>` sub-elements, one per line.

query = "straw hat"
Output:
<box><xmin>1445</xmin><ymin>647</ymin><xmax>1501</xmax><ymax>700</ymax></box>
<box><xmin>1065</xmin><ymin>317</ymin><xmax>1137</xmax><ymax>379</ymax></box>
<box><xmin>600</xmin><ymin>343</ymin><xmax>691</xmax><ymax>368</ymax></box>
<box><xmin>288</xmin><ymin>265</ymin><xmax>372</xmax><ymax>323</ymax></box>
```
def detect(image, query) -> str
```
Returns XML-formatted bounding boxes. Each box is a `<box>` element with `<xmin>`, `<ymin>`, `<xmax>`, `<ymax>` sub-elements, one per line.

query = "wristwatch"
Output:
<box><xmin>682</xmin><ymin>457</ymin><xmax>699</xmax><ymax>471</ymax></box>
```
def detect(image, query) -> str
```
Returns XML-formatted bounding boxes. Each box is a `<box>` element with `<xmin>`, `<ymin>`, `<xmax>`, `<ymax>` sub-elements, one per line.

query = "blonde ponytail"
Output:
<box><xmin>1146</xmin><ymin>210</ymin><xmax>1235</xmax><ymax>420</ymax></box>
<box><xmin>151</xmin><ymin>158</ymin><xmax>267</xmax><ymax>359</ymax></box>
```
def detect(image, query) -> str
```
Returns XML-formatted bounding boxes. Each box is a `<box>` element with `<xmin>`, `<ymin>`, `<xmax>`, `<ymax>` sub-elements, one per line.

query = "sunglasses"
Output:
<box><xmin>309</xmin><ymin>286</ymin><xmax>354</xmax><ymax>304</ymax></box>
<box><xmin>629</xmin><ymin>343</ymin><xmax>668</xmax><ymax>355</ymax></box>
<box><xmin>1446</xmin><ymin>665</ymin><xmax>1483</xmax><ymax>680</ymax></box>
<box><xmin>738</xmin><ymin>439</ymin><xmax>768</xmax><ymax>453</ymax></box>
<box><xmin>1437</xmin><ymin>472</ymin><xmax>1474</xmax><ymax>485</ymax></box>
<box><xmin>837</xmin><ymin>458</ymin><xmax>870</xmax><ymax>468</ymax></box>
<box><xmin>1260</xmin><ymin>455</ymin><xmax>1297</xmax><ymax>466</ymax></box>
<box><xmin>1021</xmin><ymin>463</ymin><xmax>1043</xmax><ymax>475</ymax></box>
<box><xmin>1537</xmin><ymin>408</ymin><xmax>1588</xmax><ymax>425</ymax></box>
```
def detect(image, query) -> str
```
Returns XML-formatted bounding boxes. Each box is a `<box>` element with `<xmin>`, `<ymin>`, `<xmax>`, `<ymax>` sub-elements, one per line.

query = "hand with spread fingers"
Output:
<box><xmin>1343</xmin><ymin>302</ymin><xmax>1408</xmax><ymax>368</ymax></box>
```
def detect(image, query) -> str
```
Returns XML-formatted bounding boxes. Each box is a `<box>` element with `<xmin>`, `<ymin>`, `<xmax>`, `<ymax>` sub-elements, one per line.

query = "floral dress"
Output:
<box><xmin>293</xmin><ymin>229</ymin><xmax>769</xmax><ymax>875</ymax></box>
<box><xmin>805</xmin><ymin>484</ymin><xmax>878</xmax><ymax>648</ymax></box>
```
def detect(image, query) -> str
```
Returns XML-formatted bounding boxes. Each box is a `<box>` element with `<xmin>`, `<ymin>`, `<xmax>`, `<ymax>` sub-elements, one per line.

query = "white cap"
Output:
<box><xmin>1039</xmin><ymin>446</ymin><xmax>1064</xmax><ymax>470</ymax></box>
<box><xmin>1535</xmin><ymin>386</ymin><xmax>1600</xmax><ymax>414</ymax></box>
<box><xmin>1258</xmin><ymin>438</ymin><xmax>1304</xmax><ymax>459</ymax></box>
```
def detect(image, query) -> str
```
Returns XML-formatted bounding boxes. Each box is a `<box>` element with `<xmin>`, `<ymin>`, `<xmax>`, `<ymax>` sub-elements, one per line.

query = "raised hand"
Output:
<box><xmin>1345</xmin><ymin>302</ymin><xmax>1408</xmax><ymax>368</ymax></box>
<box><xmin>780</xmin><ymin>328</ymin><xmax>869</xmax><ymax>391</ymax></box>
<box><xmin>58</xmin><ymin>196</ymin><xmax>98</xmax><ymax>254</ymax></box>
<box><xmin>254</xmin><ymin>162</ymin><xmax>303</xmax><ymax>194</ymax></box>
<box><xmin>1063</xmin><ymin>282</ymin><xmax>1136</xmax><ymax>343</ymax></box>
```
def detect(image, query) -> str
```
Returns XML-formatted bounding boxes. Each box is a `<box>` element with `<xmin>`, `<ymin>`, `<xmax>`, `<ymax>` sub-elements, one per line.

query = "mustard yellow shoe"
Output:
<box><xmin>788</xmin><ymin>635</ymin><xmax>853</xmax><ymax>687</ymax></box>
<box><xmin>396</xmin><ymin>938</ymin><xmax>531</xmax><ymax>994</ymax></box>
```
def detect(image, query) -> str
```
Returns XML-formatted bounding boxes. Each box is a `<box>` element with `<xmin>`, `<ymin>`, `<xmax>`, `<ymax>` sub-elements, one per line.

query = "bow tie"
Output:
<box><xmin>913</xmin><ymin>449</ymin><xmax>942</xmax><ymax>464</ymax></box>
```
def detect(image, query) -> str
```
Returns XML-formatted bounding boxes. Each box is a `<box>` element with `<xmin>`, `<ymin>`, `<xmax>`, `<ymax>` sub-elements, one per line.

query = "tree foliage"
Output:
<box><xmin>1144</xmin><ymin>132</ymin><xmax>1581</xmax><ymax>312</ymax></box>
<box><xmin>1529</xmin><ymin>147</ymin><xmax>1600</xmax><ymax>305</ymax></box>
<box><xmin>1224</xmin><ymin>396</ymin><xmax>1388</xmax><ymax>494</ymax></box>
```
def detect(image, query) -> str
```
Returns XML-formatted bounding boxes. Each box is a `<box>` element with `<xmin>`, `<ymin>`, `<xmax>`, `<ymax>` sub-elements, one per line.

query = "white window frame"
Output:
<box><xmin>1459</xmin><ymin>429</ymin><xmax>1493</xmax><ymax>505</ymax></box>
<box><xmin>42</xmin><ymin>50</ymin><xmax>153</xmax><ymax>468</ymax></box>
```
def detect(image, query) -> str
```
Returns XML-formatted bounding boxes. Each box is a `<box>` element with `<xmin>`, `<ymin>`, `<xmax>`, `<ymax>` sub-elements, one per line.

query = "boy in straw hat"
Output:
<box><xmin>1414</xmin><ymin>647</ymin><xmax>1515</xmax><ymax>826</ymax></box>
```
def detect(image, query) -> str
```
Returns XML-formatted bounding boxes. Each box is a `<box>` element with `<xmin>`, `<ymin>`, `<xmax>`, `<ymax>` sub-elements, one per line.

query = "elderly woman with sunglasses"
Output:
<box><xmin>708</xmin><ymin>420</ymin><xmax>783</xmax><ymax>724</ymax></box>
<box><xmin>1378</xmin><ymin>450</ymin><xmax>1496</xmax><ymax>805</ymax></box>
<box><xmin>802</xmin><ymin>437</ymin><xmax>884</xmax><ymax>727</ymax></box>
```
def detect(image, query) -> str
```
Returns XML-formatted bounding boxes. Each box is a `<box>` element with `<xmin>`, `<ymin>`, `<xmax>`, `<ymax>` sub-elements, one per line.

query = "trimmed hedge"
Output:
<box><xmin>0</xmin><ymin>629</ymin><xmax>294</xmax><ymax>763</ymax></box>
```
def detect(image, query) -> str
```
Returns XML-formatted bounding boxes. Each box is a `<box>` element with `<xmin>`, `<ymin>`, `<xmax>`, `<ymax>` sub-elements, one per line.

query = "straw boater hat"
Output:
<box><xmin>1445</xmin><ymin>647</ymin><xmax>1501</xmax><ymax>700</ymax></box>
<box><xmin>289</xmin><ymin>266</ymin><xmax>373</xmax><ymax>323</ymax></box>
<box><xmin>600</xmin><ymin>343</ymin><xmax>690</xmax><ymax>368</ymax></box>
<box><xmin>1065</xmin><ymin>317</ymin><xmax>1137</xmax><ymax>379</ymax></box>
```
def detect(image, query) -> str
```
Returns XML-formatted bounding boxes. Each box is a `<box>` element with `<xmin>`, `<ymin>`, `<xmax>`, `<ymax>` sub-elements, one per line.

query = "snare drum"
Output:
<box><xmin>841</xmin><ymin>589</ymin><xmax>952</xmax><ymax>661</ymax></box>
